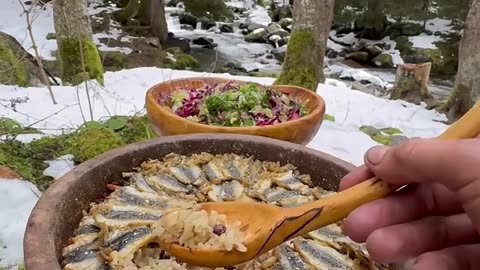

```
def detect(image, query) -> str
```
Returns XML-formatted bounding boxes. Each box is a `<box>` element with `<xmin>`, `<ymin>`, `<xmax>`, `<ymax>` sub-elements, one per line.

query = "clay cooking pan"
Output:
<box><xmin>24</xmin><ymin>134</ymin><xmax>354</xmax><ymax>269</ymax></box>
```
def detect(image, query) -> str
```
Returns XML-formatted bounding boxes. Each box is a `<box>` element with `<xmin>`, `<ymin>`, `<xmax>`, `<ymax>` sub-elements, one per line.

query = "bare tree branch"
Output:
<box><xmin>17</xmin><ymin>0</ymin><xmax>57</xmax><ymax>104</ymax></box>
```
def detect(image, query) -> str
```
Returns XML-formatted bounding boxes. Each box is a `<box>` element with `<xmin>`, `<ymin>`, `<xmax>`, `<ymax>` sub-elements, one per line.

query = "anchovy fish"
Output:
<box><xmin>204</xmin><ymin>160</ymin><xmax>232</xmax><ymax>184</ymax></box>
<box><xmin>62</xmin><ymin>234</ymin><xmax>106</xmax><ymax>270</ymax></box>
<box><xmin>293</xmin><ymin>238</ymin><xmax>359</xmax><ymax>270</ymax></box>
<box><xmin>94</xmin><ymin>204</ymin><xmax>163</xmax><ymax>228</ymax></box>
<box><xmin>272</xmin><ymin>244</ymin><xmax>311</xmax><ymax>270</ymax></box>
<box><xmin>169</xmin><ymin>165</ymin><xmax>202</xmax><ymax>185</ymax></box>
<box><xmin>207</xmin><ymin>180</ymin><xmax>245</xmax><ymax>202</ymax></box>
<box><xmin>108</xmin><ymin>186</ymin><xmax>170</xmax><ymax>209</ymax></box>
<box><xmin>273</xmin><ymin>171</ymin><xmax>311</xmax><ymax>195</ymax></box>
<box><xmin>131</xmin><ymin>173</ymin><xmax>157</xmax><ymax>193</ymax></box>
<box><xmin>104</xmin><ymin>227</ymin><xmax>154</xmax><ymax>263</ymax></box>
<box><xmin>146</xmin><ymin>173</ymin><xmax>194</xmax><ymax>194</ymax></box>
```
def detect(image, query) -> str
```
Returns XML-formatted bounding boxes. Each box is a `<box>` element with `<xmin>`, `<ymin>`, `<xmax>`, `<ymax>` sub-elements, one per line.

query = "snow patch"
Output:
<box><xmin>409</xmin><ymin>34</ymin><xmax>442</xmax><ymax>49</ymax></box>
<box><xmin>340</xmin><ymin>69</ymin><xmax>393</xmax><ymax>89</ymax></box>
<box><xmin>0</xmin><ymin>179</ymin><xmax>41</xmax><ymax>268</ymax></box>
<box><xmin>43</xmin><ymin>154</ymin><xmax>75</xmax><ymax>180</ymax></box>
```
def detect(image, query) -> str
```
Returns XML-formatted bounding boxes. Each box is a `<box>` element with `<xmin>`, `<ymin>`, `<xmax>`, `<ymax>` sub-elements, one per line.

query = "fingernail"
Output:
<box><xmin>366</xmin><ymin>146</ymin><xmax>389</xmax><ymax>165</ymax></box>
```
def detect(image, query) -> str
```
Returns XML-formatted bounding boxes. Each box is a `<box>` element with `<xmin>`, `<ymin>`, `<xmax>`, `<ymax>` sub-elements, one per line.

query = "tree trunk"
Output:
<box><xmin>390</xmin><ymin>63</ymin><xmax>433</xmax><ymax>105</ymax></box>
<box><xmin>442</xmin><ymin>0</ymin><xmax>480</xmax><ymax>120</ymax></box>
<box><xmin>274</xmin><ymin>0</ymin><xmax>334</xmax><ymax>91</ymax></box>
<box><xmin>150</xmin><ymin>0</ymin><xmax>169</xmax><ymax>46</ymax></box>
<box><xmin>138</xmin><ymin>0</ymin><xmax>152</xmax><ymax>25</ymax></box>
<box><xmin>358</xmin><ymin>0</ymin><xmax>385</xmax><ymax>39</ymax></box>
<box><xmin>113</xmin><ymin>0</ymin><xmax>140</xmax><ymax>25</ymax></box>
<box><xmin>53</xmin><ymin>0</ymin><xmax>104</xmax><ymax>85</ymax></box>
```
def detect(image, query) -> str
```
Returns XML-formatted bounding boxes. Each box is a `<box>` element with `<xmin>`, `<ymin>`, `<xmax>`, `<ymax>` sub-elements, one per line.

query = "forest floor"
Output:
<box><xmin>0</xmin><ymin>0</ymin><xmax>455</xmax><ymax>269</ymax></box>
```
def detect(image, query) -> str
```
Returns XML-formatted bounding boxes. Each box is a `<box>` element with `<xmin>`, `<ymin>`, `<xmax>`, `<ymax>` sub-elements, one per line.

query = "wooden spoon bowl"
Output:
<box><xmin>145</xmin><ymin>77</ymin><xmax>326</xmax><ymax>145</ymax></box>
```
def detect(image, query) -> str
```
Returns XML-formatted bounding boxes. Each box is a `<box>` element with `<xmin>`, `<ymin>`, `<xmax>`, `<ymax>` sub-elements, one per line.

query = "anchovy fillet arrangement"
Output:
<box><xmin>63</xmin><ymin>153</ymin><xmax>390</xmax><ymax>270</ymax></box>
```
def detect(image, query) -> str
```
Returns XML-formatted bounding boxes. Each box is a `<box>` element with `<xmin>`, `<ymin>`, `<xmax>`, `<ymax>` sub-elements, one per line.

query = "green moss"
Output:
<box><xmin>0</xmin><ymin>117</ymin><xmax>39</xmax><ymax>136</ymax></box>
<box><xmin>0</xmin><ymin>136</ymin><xmax>66</xmax><ymax>189</ymax></box>
<box><xmin>46</xmin><ymin>33</ymin><xmax>56</xmax><ymax>40</ymax></box>
<box><xmin>65</xmin><ymin>127</ymin><xmax>125</xmax><ymax>163</ymax></box>
<box><xmin>380</xmin><ymin>127</ymin><xmax>402</xmax><ymax>135</ymax></box>
<box><xmin>390</xmin><ymin>76</ymin><xmax>420</xmax><ymax>100</ymax></box>
<box><xmin>324</xmin><ymin>114</ymin><xmax>335</xmax><ymax>122</ymax></box>
<box><xmin>274</xmin><ymin>29</ymin><xmax>322</xmax><ymax>91</ymax></box>
<box><xmin>372</xmin><ymin>53</ymin><xmax>394</xmax><ymax>68</ymax></box>
<box><xmin>360</xmin><ymin>125</ymin><xmax>402</xmax><ymax>145</ymax></box>
<box><xmin>57</xmin><ymin>38</ymin><xmax>104</xmax><ymax>86</ymax></box>
<box><xmin>117</xmin><ymin>116</ymin><xmax>157</xmax><ymax>144</ymax></box>
<box><xmin>371</xmin><ymin>133</ymin><xmax>391</xmax><ymax>145</ymax></box>
<box><xmin>0</xmin><ymin>38</ymin><xmax>28</xmax><ymax>87</ymax></box>
<box><xmin>175</xmin><ymin>54</ymin><xmax>200</xmax><ymax>70</ymax></box>
<box><xmin>166</xmin><ymin>47</ymin><xmax>184</xmax><ymax>55</ymax></box>
<box><xmin>100</xmin><ymin>51</ymin><xmax>128</xmax><ymax>71</ymax></box>
<box><xmin>394</xmin><ymin>36</ymin><xmax>413</xmax><ymax>53</ymax></box>
<box><xmin>113</xmin><ymin>0</ymin><xmax>139</xmax><ymax>25</ymax></box>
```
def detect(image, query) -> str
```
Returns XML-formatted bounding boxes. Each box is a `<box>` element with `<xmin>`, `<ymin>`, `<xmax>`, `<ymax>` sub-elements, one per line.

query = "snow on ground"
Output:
<box><xmin>409</xmin><ymin>34</ymin><xmax>443</xmax><ymax>49</ymax></box>
<box><xmin>0</xmin><ymin>179</ymin><xmax>40</xmax><ymax>269</ymax></box>
<box><xmin>1</xmin><ymin>0</ymin><xmax>57</xmax><ymax>61</ymax></box>
<box><xmin>42</xmin><ymin>154</ymin><xmax>76</xmax><ymax>180</ymax></box>
<box><xmin>425</xmin><ymin>18</ymin><xmax>455</xmax><ymax>33</ymax></box>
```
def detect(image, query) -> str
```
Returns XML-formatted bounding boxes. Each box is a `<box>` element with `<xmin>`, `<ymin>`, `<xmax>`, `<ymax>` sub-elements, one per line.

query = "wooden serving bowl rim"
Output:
<box><xmin>145</xmin><ymin>77</ymin><xmax>326</xmax><ymax>131</ymax></box>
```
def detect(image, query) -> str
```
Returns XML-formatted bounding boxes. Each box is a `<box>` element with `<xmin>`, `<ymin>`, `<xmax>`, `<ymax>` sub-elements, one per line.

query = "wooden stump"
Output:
<box><xmin>390</xmin><ymin>63</ymin><xmax>433</xmax><ymax>105</ymax></box>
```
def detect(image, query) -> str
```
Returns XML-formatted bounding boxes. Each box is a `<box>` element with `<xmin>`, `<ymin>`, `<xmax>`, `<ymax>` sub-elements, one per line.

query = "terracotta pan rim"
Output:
<box><xmin>145</xmin><ymin>77</ymin><xmax>326</xmax><ymax>131</ymax></box>
<box><xmin>24</xmin><ymin>133</ymin><xmax>354</xmax><ymax>269</ymax></box>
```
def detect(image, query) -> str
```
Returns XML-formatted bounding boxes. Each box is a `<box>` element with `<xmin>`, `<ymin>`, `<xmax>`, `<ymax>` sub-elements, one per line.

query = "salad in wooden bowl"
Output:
<box><xmin>145</xmin><ymin>77</ymin><xmax>325</xmax><ymax>145</ymax></box>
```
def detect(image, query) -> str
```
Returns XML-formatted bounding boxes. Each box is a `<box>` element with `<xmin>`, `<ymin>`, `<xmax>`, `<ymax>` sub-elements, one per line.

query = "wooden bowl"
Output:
<box><xmin>24</xmin><ymin>134</ymin><xmax>355</xmax><ymax>270</ymax></box>
<box><xmin>145</xmin><ymin>77</ymin><xmax>326</xmax><ymax>145</ymax></box>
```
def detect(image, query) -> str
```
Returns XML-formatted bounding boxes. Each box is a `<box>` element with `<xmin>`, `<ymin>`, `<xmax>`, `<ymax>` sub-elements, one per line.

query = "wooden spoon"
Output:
<box><xmin>158</xmin><ymin>100</ymin><xmax>480</xmax><ymax>268</ymax></box>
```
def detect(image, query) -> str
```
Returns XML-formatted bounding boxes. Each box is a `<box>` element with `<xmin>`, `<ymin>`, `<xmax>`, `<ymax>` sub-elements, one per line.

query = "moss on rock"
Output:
<box><xmin>372</xmin><ymin>53</ymin><xmax>394</xmax><ymax>68</ymax></box>
<box><xmin>0</xmin><ymin>136</ymin><xmax>67</xmax><ymax>189</ymax></box>
<box><xmin>65</xmin><ymin>127</ymin><xmax>125</xmax><ymax>163</ymax></box>
<box><xmin>394</xmin><ymin>36</ymin><xmax>413</xmax><ymax>53</ymax></box>
<box><xmin>0</xmin><ymin>38</ymin><xmax>28</xmax><ymax>87</ymax></box>
<box><xmin>57</xmin><ymin>37</ymin><xmax>104</xmax><ymax>85</ymax></box>
<box><xmin>274</xmin><ymin>29</ymin><xmax>320</xmax><ymax>91</ymax></box>
<box><xmin>100</xmin><ymin>51</ymin><xmax>129</xmax><ymax>71</ymax></box>
<box><xmin>175</xmin><ymin>53</ymin><xmax>200</xmax><ymax>70</ymax></box>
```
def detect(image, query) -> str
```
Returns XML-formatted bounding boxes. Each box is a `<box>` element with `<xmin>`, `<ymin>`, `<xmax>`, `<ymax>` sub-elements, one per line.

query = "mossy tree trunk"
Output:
<box><xmin>274</xmin><ymin>0</ymin><xmax>334</xmax><ymax>91</ymax></box>
<box><xmin>113</xmin><ymin>0</ymin><xmax>140</xmax><ymax>25</ymax></box>
<box><xmin>53</xmin><ymin>0</ymin><xmax>104</xmax><ymax>85</ymax></box>
<box><xmin>442</xmin><ymin>0</ymin><xmax>480</xmax><ymax>121</ymax></box>
<box><xmin>150</xmin><ymin>0</ymin><xmax>169</xmax><ymax>46</ymax></box>
<box><xmin>390</xmin><ymin>63</ymin><xmax>433</xmax><ymax>105</ymax></box>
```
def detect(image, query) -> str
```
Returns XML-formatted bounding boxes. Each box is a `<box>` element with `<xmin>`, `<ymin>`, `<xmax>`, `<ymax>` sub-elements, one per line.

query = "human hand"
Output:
<box><xmin>339</xmin><ymin>136</ymin><xmax>480</xmax><ymax>270</ymax></box>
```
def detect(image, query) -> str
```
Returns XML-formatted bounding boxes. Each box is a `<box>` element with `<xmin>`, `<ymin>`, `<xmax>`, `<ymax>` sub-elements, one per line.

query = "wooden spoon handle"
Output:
<box><xmin>284</xmin><ymin>99</ymin><xmax>480</xmax><ymax>239</ymax></box>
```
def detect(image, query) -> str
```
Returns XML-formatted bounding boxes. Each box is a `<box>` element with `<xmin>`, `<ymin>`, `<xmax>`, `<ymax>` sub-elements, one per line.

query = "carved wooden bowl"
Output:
<box><xmin>145</xmin><ymin>77</ymin><xmax>326</xmax><ymax>145</ymax></box>
<box><xmin>24</xmin><ymin>134</ymin><xmax>354</xmax><ymax>270</ymax></box>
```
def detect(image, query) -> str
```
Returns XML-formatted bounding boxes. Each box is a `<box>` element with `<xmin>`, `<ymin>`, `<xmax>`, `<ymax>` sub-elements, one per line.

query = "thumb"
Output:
<box><xmin>364</xmin><ymin>138</ymin><xmax>480</xmax><ymax>231</ymax></box>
